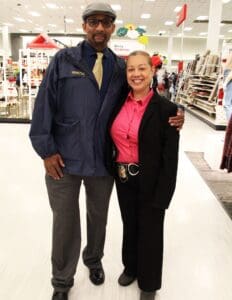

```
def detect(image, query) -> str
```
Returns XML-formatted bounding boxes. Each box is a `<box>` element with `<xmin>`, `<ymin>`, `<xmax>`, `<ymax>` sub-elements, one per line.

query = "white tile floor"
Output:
<box><xmin>0</xmin><ymin>113</ymin><xmax>232</xmax><ymax>300</ymax></box>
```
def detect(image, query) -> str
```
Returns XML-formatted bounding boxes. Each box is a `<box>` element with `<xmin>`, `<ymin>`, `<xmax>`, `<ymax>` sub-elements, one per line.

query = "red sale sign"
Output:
<box><xmin>176</xmin><ymin>4</ymin><xmax>187</xmax><ymax>27</ymax></box>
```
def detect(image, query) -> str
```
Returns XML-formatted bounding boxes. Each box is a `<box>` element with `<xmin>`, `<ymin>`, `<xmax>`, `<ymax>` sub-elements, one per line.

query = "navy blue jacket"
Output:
<box><xmin>29</xmin><ymin>41</ymin><xmax>127</xmax><ymax>176</ymax></box>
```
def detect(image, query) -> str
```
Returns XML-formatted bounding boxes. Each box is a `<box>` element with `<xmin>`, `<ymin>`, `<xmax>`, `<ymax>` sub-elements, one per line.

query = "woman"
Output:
<box><xmin>220</xmin><ymin>113</ymin><xmax>232</xmax><ymax>172</ymax></box>
<box><xmin>108</xmin><ymin>51</ymin><xmax>179</xmax><ymax>300</ymax></box>
<box><xmin>223</xmin><ymin>53</ymin><xmax>232</xmax><ymax>121</ymax></box>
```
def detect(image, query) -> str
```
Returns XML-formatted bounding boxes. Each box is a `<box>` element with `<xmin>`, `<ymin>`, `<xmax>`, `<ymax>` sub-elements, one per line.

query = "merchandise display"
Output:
<box><xmin>0</xmin><ymin>53</ymin><xmax>19</xmax><ymax>119</ymax></box>
<box><xmin>0</xmin><ymin>47</ymin><xmax>58</xmax><ymax>121</ymax></box>
<box><xmin>1</xmin><ymin>2</ymin><xmax>232</xmax><ymax>300</ymax></box>
<box><xmin>176</xmin><ymin>50</ymin><xmax>227</xmax><ymax>129</ymax></box>
<box><xmin>18</xmin><ymin>48</ymin><xmax>58</xmax><ymax>119</ymax></box>
<box><xmin>0</xmin><ymin>53</ymin><xmax>6</xmax><ymax>100</ymax></box>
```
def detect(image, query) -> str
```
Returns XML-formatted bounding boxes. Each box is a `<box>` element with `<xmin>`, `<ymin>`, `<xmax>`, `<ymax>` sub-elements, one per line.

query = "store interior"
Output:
<box><xmin>0</xmin><ymin>1</ymin><xmax>232</xmax><ymax>300</ymax></box>
<box><xmin>1</xmin><ymin>108</ymin><xmax>232</xmax><ymax>300</ymax></box>
<box><xmin>0</xmin><ymin>0</ymin><xmax>232</xmax><ymax>126</ymax></box>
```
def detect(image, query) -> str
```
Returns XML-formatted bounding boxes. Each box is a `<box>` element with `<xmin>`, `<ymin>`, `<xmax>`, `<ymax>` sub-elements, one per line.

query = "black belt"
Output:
<box><xmin>116</xmin><ymin>163</ymin><xmax>139</xmax><ymax>182</ymax></box>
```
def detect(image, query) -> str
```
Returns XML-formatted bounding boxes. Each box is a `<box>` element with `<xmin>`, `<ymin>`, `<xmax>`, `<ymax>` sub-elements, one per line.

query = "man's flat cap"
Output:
<box><xmin>82</xmin><ymin>2</ymin><xmax>116</xmax><ymax>21</ymax></box>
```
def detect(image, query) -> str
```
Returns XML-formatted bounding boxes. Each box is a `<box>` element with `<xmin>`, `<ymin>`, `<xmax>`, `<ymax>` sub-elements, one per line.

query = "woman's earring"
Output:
<box><xmin>150</xmin><ymin>77</ymin><xmax>154</xmax><ymax>88</ymax></box>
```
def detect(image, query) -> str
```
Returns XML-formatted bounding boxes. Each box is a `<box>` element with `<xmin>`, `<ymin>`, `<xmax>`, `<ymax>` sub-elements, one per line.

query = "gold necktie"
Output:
<box><xmin>92</xmin><ymin>52</ymin><xmax>103</xmax><ymax>88</ymax></box>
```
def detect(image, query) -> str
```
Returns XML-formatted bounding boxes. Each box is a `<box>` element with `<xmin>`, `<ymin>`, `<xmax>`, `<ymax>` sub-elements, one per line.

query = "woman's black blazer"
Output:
<box><xmin>106</xmin><ymin>90</ymin><xmax>179</xmax><ymax>209</ymax></box>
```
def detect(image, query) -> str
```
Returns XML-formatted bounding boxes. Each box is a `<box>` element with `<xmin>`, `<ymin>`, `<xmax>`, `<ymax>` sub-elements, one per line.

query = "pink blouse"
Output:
<box><xmin>111</xmin><ymin>89</ymin><xmax>154</xmax><ymax>163</ymax></box>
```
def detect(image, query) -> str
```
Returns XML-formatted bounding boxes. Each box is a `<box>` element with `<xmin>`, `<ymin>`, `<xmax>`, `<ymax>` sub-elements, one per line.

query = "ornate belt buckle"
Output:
<box><xmin>118</xmin><ymin>164</ymin><xmax>128</xmax><ymax>182</ymax></box>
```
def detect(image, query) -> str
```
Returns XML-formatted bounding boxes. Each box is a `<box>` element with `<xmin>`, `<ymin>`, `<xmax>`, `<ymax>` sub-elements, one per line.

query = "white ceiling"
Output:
<box><xmin>0</xmin><ymin>0</ymin><xmax>232</xmax><ymax>39</ymax></box>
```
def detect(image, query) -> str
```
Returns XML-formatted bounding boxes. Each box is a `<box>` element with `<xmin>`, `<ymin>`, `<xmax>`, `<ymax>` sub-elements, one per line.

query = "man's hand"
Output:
<box><xmin>44</xmin><ymin>154</ymin><xmax>65</xmax><ymax>180</ymax></box>
<box><xmin>169</xmin><ymin>108</ymin><xmax>185</xmax><ymax>131</ymax></box>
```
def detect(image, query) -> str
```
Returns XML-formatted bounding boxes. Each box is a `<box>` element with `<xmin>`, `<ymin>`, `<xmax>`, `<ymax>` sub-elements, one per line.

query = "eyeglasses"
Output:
<box><xmin>86</xmin><ymin>18</ymin><xmax>114</xmax><ymax>28</ymax></box>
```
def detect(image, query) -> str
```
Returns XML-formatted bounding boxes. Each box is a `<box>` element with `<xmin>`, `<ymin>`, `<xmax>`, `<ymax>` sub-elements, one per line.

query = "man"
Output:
<box><xmin>29</xmin><ymin>3</ymin><xmax>184</xmax><ymax>300</ymax></box>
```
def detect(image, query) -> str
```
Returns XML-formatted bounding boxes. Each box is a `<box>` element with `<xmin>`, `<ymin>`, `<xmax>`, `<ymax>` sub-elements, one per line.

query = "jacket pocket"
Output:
<box><xmin>59</xmin><ymin>67</ymin><xmax>87</xmax><ymax>80</ymax></box>
<box><xmin>54</xmin><ymin>120</ymin><xmax>82</xmax><ymax>160</ymax></box>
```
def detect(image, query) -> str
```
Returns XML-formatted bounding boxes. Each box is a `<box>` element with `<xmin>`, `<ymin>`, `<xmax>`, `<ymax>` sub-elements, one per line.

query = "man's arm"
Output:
<box><xmin>29</xmin><ymin>54</ymin><xmax>65</xmax><ymax>180</ymax></box>
<box><xmin>29</xmin><ymin>56</ymin><xmax>58</xmax><ymax>158</ymax></box>
<box><xmin>168</xmin><ymin>105</ymin><xmax>185</xmax><ymax>131</ymax></box>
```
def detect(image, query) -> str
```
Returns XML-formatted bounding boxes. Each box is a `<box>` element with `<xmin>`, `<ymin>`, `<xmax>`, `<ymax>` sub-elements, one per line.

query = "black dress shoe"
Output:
<box><xmin>118</xmin><ymin>272</ymin><xmax>136</xmax><ymax>286</ymax></box>
<box><xmin>89</xmin><ymin>267</ymin><xmax>105</xmax><ymax>285</ymax></box>
<box><xmin>52</xmin><ymin>291</ymin><xmax>68</xmax><ymax>300</ymax></box>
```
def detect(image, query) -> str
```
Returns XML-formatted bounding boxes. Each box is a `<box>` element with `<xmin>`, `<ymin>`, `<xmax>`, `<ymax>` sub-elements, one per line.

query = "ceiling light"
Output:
<box><xmin>228</xmin><ymin>29</ymin><xmax>232</xmax><ymax>32</ymax></box>
<box><xmin>199</xmin><ymin>32</ymin><xmax>208</xmax><ymax>35</ymax></box>
<box><xmin>29</xmin><ymin>11</ymin><xmax>41</xmax><ymax>17</ymax></box>
<box><xmin>165</xmin><ymin>21</ymin><xmax>174</xmax><ymax>26</ymax></box>
<box><xmin>19</xmin><ymin>29</ymin><xmax>29</xmax><ymax>32</ymax></box>
<box><xmin>48</xmin><ymin>24</ymin><xmax>57</xmax><ymax>27</ymax></box>
<box><xmin>145</xmin><ymin>0</ymin><xmax>156</xmax><ymax>2</ymax></box>
<box><xmin>45</xmin><ymin>3</ymin><xmax>59</xmax><ymax>9</ymax></box>
<box><xmin>3</xmin><ymin>23</ymin><xmax>13</xmax><ymax>26</ymax></box>
<box><xmin>158</xmin><ymin>30</ymin><xmax>166</xmax><ymax>34</ymax></box>
<box><xmin>34</xmin><ymin>27</ymin><xmax>43</xmax><ymax>31</ymax></box>
<box><xmin>174</xmin><ymin>6</ymin><xmax>182</xmax><ymax>13</ymax></box>
<box><xmin>115</xmin><ymin>19</ymin><xmax>123</xmax><ymax>24</ymax></box>
<box><xmin>222</xmin><ymin>0</ymin><xmax>231</xmax><ymax>3</ymax></box>
<box><xmin>139</xmin><ymin>25</ymin><xmax>147</xmax><ymax>29</ymax></box>
<box><xmin>111</xmin><ymin>4</ymin><xmax>121</xmax><ymax>11</ymax></box>
<box><xmin>196</xmin><ymin>16</ymin><xmax>208</xmax><ymax>20</ymax></box>
<box><xmin>14</xmin><ymin>17</ymin><xmax>26</xmax><ymax>22</ymax></box>
<box><xmin>219</xmin><ymin>34</ymin><xmax>225</xmax><ymax>38</ymax></box>
<box><xmin>141</xmin><ymin>14</ymin><xmax>151</xmax><ymax>19</ymax></box>
<box><xmin>184</xmin><ymin>27</ymin><xmax>192</xmax><ymax>31</ymax></box>
<box><xmin>65</xmin><ymin>18</ymin><xmax>74</xmax><ymax>23</ymax></box>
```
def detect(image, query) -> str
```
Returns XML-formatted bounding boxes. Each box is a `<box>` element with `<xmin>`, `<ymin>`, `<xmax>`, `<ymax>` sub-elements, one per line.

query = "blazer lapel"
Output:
<box><xmin>139</xmin><ymin>93</ymin><xmax>160</xmax><ymax>135</ymax></box>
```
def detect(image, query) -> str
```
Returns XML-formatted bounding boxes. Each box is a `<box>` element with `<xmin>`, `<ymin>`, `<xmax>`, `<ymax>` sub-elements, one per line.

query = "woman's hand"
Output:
<box><xmin>168</xmin><ymin>108</ymin><xmax>185</xmax><ymax>130</ymax></box>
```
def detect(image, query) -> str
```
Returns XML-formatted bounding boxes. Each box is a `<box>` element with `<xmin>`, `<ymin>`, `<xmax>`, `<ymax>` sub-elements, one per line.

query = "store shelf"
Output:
<box><xmin>184</xmin><ymin>106</ymin><xmax>226</xmax><ymax>130</ymax></box>
<box><xmin>175</xmin><ymin>51</ymin><xmax>228</xmax><ymax>130</ymax></box>
<box><xmin>19</xmin><ymin>48</ymin><xmax>58</xmax><ymax>119</ymax></box>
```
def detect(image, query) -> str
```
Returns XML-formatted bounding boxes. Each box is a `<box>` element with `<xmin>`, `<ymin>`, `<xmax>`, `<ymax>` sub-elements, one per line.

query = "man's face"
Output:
<box><xmin>82</xmin><ymin>14</ymin><xmax>115</xmax><ymax>50</ymax></box>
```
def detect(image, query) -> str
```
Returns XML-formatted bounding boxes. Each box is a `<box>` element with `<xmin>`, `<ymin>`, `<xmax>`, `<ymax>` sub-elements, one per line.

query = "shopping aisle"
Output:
<box><xmin>0</xmin><ymin>113</ymin><xmax>232</xmax><ymax>300</ymax></box>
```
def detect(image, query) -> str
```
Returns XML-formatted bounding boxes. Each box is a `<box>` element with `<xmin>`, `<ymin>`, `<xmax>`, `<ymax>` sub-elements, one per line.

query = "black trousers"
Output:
<box><xmin>115</xmin><ymin>174</ymin><xmax>165</xmax><ymax>292</ymax></box>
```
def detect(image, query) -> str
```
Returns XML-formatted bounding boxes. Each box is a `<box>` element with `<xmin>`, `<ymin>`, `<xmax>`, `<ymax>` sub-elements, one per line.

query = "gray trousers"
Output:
<box><xmin>45</xmin><ymin>173</ymin><xmax>114</xmax><ymax>292</ymax></box>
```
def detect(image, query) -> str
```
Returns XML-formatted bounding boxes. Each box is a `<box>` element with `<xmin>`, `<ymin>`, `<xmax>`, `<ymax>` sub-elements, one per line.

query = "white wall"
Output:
<box><xmin>112</xmin><ymin>35</ymin><xmax>217</xmax><ymax>62</ymax></box>
<box><xmin>145</xmin><ymin>36</ymin><xmax>208</xmax><ymax>60</ymax></box>
<box><xmin>5</xmin><ymin>33</ymin><xmax>225</xmax><ymax>62</ymax></box>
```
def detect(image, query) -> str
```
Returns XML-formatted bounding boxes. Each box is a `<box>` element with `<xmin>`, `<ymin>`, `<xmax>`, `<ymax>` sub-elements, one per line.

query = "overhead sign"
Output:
<box><xmin>176</xmin><ymin>4</ymin><xmax>187</xmax><ymax>27</ymax></box>
<box><xmin>27</xmin><ymin>34</ymin><xmax>60</xmax><ymax>49</ymax></box>
<box><xmin>110</xmin><ymin>39</ymin><xmax>145</xmax><ymax>56</ymax></box>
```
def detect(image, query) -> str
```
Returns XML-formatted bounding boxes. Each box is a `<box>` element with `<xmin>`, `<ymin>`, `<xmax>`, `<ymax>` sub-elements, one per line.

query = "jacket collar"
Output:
<box><xmin>64</xmin><ymin>40</ymin><xmax>125</xmax><ymax>70</ymax></box>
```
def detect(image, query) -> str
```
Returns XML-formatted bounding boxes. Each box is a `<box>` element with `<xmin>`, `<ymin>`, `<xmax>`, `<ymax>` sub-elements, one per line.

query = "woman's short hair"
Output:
<box><xmin>127</xmin><ymin>50</ymin><xmax>152</xmax><ymax>67</ymax></box>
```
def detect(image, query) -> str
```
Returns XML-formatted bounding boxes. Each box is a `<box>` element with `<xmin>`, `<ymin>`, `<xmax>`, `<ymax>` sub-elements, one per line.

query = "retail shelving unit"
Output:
<box><xmin>0</xmin><ymin>52</ymin><xmax>19</xmax><ymax>119</ymax></box>
<box><xmin>0</xmin><ymin>52</ymin><xmax>7</xmax><ymax>117</ymax></box>
<box><xmin>176</xmin><ymin>52</ymin><xmax>227</xmax><ymax>130</ymax></box>
<box><xmin>19</xmin><ymin>48</ymin><xmax>58</xmax><ymax>119</ymax></box>
<box><xmin>0</xmin><ymin>53</ymin><xmax>6</xmax><ymax>99</ymax></box>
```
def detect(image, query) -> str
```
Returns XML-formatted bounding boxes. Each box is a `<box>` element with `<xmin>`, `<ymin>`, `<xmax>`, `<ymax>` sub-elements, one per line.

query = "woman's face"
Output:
<box><xmin>126</xmin><ymin>54</ymin><xmax>154</xmax><ymax>94</ymax></box>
